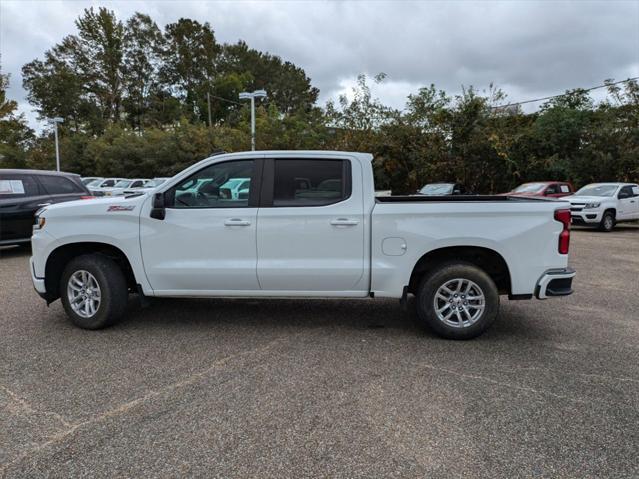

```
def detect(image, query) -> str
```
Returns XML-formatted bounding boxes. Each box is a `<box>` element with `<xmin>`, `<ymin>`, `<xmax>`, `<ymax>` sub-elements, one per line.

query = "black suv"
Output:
<box><xmin>0</xmin><ymin>169</ymin><xmax>92</xmax><ymax>246</ymax></box>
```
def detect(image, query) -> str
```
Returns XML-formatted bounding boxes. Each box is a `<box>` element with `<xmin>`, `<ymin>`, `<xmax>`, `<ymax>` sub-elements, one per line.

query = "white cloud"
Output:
<box><xmin>1</xmin><ymin>0</ymin><xmax>638</xmax><ymax>130</ymax></box>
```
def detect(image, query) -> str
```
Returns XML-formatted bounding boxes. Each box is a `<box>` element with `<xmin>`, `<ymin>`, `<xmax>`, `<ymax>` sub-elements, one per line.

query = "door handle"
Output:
<box><xmin>330</xmin><ymin>218</ymin><xmax>359</xmax><ymax>226</ymax></box>
<box><xmin>224</xmin><ymin>218</ymin><xmax>251</xmax><ymax>226</ymax></box>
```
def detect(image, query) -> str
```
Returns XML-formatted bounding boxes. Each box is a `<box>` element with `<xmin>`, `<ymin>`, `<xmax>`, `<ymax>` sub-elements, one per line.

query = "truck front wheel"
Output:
<box><xmin>59</xmin><ymin>254</ymin><xmax>128</xmax><ymax>329</ymax></box>
<box><xmin>416</xmin><ymin>262</ymin><xmax>499</xmax><ymax>340</ymax></box>
<box><xmin>598</xmin><ymin>211</ymin><xmax>615</xmax><ymax>232</ymax></box>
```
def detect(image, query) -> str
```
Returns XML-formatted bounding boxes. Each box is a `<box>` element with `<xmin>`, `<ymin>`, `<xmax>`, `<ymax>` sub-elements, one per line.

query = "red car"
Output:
<box><xmin>506</xmin><ymin>181</ymin><xmax>574</xmax><ymax>198</ymax></box>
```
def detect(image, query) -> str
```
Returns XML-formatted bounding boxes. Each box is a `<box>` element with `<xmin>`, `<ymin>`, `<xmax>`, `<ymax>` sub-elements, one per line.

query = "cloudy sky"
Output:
<box><xmin>1</xmin><ymin>0</ymin><xmax>638</xmax><ymax>130</ymax></box>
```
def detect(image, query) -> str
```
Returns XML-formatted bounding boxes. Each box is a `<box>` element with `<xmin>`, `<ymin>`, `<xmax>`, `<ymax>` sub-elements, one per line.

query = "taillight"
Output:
<box><xmin>554</xmin><ymin>209</ymin><xmax>571</xmax><ymax>254</ymax></box>
<box><xmin>80</xmin><ymin>196</ymin><xmax>96</xmax><ymax>200</ymax></box>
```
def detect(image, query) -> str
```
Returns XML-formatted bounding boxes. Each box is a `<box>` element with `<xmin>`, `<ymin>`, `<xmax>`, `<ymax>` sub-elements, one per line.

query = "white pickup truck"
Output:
<box><xmin>30</xmin><ymin>151</ymin><xmax>575</xmax><ymax>339</ymax></box>
<box><xmin>567</xmin><ymin>182</ymin><xmax>639</xmax><ymax>232</ymax></box>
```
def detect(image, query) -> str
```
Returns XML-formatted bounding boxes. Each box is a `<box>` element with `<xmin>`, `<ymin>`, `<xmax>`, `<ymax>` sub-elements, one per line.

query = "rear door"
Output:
<box><xmin>0</xmin><ymin>174</ymin><xmax>49</xmax><ymax>243</ymax></box>
<box><xmin>256</xmin><ymin>156</ymin><xmax>367</xmax><ymax>293</ymax></box>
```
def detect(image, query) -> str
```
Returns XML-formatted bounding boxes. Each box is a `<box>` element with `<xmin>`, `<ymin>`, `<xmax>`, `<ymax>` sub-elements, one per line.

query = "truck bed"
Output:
<box><xmin>376</xmin><ymin>195</ymin><xmax>552</xmax><ymax>203</ymax></box>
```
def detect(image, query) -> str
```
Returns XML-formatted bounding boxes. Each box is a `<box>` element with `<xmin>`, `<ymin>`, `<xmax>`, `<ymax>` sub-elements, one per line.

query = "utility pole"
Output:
<box><xmin>239</xmin><ymin>90</ymin><xmax>267</xmax><ymax>151</ymax></box>
<box><xmin>207</xmin><ymin>92</ymin><xmax>212</xmax><ymax>128</ymax></box>
<box><xmin>50</xmin><ymin>117</ymin><xmax>64</xmax><ymax>171</ymax></box>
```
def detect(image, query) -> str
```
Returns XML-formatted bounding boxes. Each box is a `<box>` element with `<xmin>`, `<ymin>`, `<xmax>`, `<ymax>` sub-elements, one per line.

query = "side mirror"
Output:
<box><xmin>150</xmin><ymin>192</ymin><xmax>166</xmax><ymax>220</ymax></box>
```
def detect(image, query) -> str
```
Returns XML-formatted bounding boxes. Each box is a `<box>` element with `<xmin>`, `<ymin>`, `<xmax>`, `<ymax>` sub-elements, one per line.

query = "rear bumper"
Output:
<box><xmin>535</xmin><ymin>267</ymin><xmax>576</xmax><ymax>299</ymax></box>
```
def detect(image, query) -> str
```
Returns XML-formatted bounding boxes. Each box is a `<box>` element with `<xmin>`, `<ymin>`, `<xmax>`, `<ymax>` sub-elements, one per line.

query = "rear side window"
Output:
<box><xmin>272</xmin><ymin>159</ymin><xmax>351</xmax><ymax>207</ymax></box>
<box><xmin>559</xmin><ymin>184</ymin><xmax>571</xmax><ymax>193</ymax></box>
<box><xmin>38</xmin><ymin>175</ymin><xmax>84</xmax><ymax>195</ymax></box>
<box><xmin>0</xmin><ymin>175</ymin><xmax>40</xmax><ymax>198</ymax></box>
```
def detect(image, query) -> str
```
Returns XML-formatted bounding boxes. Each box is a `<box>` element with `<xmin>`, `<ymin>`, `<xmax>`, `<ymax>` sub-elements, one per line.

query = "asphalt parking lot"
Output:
<box><xmin>1</xmin><ymin>225</ymin><xmax>638</xmax><ymax>478</ymax></box>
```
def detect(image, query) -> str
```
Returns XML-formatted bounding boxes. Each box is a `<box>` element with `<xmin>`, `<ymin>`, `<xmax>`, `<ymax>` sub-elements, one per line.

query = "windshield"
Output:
<box><xmin>149</xmin><ymin>178</ymin><xmax>167</xmax><ymax>187</ymax></box>
<box><xmin>87</xmin><ymin>179</ymin><xmax>103</xmax><ymax>187</ymax></box>
<box><xmin>575</xmin><ymin>184</ymin><xmax>618</xmax><ymax>197</ymax></box>
<box><xmin>113</xmin><ymin>180</ymin><xmax>132</xmax><ymax>188</ymax></box>
<box><xmin>419</xmin><ymin>184</ymin><xmax>454</xmax><ymax>195</ymax></box>
<box><xmin>513</xmin><ymin>183</ymin><xmax>546</xmax><ymax>193</ymax></box>
<box><xmin>81</xmin><ymin>178</ymin><xmax>98</xmax><ymax>185</ymax></box>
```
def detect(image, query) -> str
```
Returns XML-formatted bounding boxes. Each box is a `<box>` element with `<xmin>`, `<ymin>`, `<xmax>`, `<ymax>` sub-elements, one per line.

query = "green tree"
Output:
<box><xmin>0</xmin><ymin>71</ymin><xmax>34</xmax><ymax>168</ymax></box>
<box><xmin>122</xmin><ymin>13</ymin><xmax>165</xmax><ymax>129</ymax></box>
<box><xmin>221</xmin><ymin>41</ymin><xmax>319</xmax><ymax>115</ymax></box>
<box><xmin>160</xmin><ymin>18</ymin><xmax>221</xmax><ymax>123</ymax></box>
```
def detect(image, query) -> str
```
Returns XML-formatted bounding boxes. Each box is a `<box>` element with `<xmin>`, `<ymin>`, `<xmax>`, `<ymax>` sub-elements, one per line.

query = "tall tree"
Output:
<box><xmin>73</xmin><ymin>7</ymin><xmax>126</xmax><ymax>123</ymax></box>
<box><xmin>160</xmin><ymin>18</ymin><xmax>220</xmax><ymax>122</ymax></box>
<box><xmin>122</xmin><ymin>13</ymin><xmax>165</xmax><ymax>129</ymax></box>
<box><xmin>222</xmin><ymin>41</ymin><xmax>319</xmax><ymax>114</ymax></box>
<box><xmin>0</xmin><ymin>71</ymin><xmax>34</xmax><ymax>168</ymax></box>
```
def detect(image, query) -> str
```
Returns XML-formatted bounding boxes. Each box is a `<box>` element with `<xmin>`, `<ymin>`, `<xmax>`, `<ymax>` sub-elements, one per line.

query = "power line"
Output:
<box><xmin>491</xmin><ymin>77</ymin><xmax>639</xmax><ymax>110</ymax></box>
<box><xmin>207</xmin><ymin>92</ymin><xmax>242</xmax><ymax>106</ymax></box>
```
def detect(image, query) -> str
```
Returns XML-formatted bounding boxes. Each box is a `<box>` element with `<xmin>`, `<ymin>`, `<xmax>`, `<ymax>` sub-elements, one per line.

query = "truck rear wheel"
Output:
<box><xmin>59</xmin><ymin>254</ymin><xmax>128</xmax><ymax>329</ymax></box>
<box><xmin>416</xmin><ymin>262</ymin><xmax>499</xmax><ymax>340</ymax></box>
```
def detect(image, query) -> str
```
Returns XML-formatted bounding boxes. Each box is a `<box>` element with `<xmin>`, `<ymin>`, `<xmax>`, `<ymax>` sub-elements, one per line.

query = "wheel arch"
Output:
<box><xmin>44</xmin><ymin>242</ymin><xmax>138</xmax><ymax>301</ymax></box>
<box><xmin>407</xmin><ymin>246</ymin><xmax>512</xmax><ymax>296</ymax></box>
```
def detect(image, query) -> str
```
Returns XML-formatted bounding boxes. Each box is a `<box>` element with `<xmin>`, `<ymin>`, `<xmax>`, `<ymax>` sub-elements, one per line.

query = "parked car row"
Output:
<box><xmin>416</xmin><ymin>180</ymin><xmax>639</xmax><ymax>231</ymax></box>
<box><xmin>2</xmin><ymin>167</ymin><xmax>638</xmax><ymax>249</ymax></box>
<box><xmin>83</xmin><ymin>177</ymin><xmax>170</xmax><ymax>197</ymax></box>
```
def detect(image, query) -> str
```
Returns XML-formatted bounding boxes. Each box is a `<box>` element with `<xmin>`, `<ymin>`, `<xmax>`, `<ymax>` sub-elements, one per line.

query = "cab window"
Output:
<box><xmin>545</xmin><ymin>184</ymin><xmax>559</xmax><ymax>195</ymax></box>
<box><xmin>167</xmin><ymin>160</ymin><xmax>255</xmax><ymax>208</ymax></box>
<box><xmin>271</xmin><ymin>159</ymin><xmax>351</xmax><ymax>207</ymax></box>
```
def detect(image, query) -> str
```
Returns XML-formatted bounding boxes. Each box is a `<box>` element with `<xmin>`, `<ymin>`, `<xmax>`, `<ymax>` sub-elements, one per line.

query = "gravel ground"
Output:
<box><xmin>1</xmin><ymin>225</ymin><xmax>638</xmax><ymax>478</ymax></box>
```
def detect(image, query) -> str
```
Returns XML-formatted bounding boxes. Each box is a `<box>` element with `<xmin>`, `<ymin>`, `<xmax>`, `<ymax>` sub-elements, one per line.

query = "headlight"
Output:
<box><xmin>33</xmin><ymin>215</ymin><xmax>46</xmax><ymax>231</ymax></box>
<box><xmin>584</xmin><ymin>202</ymin><xmax>601</xmax><ymax>209</ymax></box>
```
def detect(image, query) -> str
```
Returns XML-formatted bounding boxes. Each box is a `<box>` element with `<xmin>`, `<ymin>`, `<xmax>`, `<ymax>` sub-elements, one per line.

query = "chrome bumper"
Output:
<box><xmin>535</xmin><ymin>268</ymin><xmax>576</xmax><ymax>299</ymax></box>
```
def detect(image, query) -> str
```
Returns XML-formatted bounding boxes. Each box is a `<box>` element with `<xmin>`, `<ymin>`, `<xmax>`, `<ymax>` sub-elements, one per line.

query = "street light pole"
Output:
<box><xmin>50</xmin><ymin>117</ymin><xmax>64</xmax><ymax>171</ymax></box>
<box><xmin>250</xmin><ymin>96</ymin><xmax>255</xmax><ymax>151</ymax></box>
<box><xmin>239</xmin><ymin>90</ymin><xmax>267</xmax><ymax>151</ymax></box>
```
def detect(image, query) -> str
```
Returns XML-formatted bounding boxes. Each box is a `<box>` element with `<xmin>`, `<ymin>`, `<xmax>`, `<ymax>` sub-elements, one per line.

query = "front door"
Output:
<box><xmin>140</xmin><ymin>158</ymin><xmax>262</xmax><ymax>294</ymax></box>
<box><xmin>256</xmin><ymin>157</ymin><xmax>367</xmax><ymax>294</ymax></box>
<box><xmin>617</xmin><ymin>185</ymin><xmax>638</xmax><ymax>220</ymax></box>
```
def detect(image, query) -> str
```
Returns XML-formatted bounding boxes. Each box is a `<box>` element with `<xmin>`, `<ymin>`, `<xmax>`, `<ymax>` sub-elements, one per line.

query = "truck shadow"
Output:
<box><xmin>112</xmin><ymin>295</ymin><xmax>552</xmax><ymax>342</ymax></box>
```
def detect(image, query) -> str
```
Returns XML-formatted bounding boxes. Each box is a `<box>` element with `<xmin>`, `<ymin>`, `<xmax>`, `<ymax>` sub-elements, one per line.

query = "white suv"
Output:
<box><xmin>568</xmin><ymin>183</ymin><xmax>639</xmax><ymax>231</ymax></box>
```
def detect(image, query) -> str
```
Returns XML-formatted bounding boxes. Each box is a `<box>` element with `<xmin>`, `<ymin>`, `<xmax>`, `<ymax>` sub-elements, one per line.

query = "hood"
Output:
<box><xmin>567</xmin><ymin>195</ymin><xmax>609</xmax><ymax>204</ymax></box>
<box><xmin>39</xmin><ymin>194</ymin><xmax>146</xmax><ymax>217</ymax></box>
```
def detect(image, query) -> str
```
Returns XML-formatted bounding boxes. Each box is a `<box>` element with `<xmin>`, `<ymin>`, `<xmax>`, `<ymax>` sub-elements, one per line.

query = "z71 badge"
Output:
<box><xmin>107</xmin><ymin>205</ymin><xmax>135</xmax><ymax>212</ymax></box>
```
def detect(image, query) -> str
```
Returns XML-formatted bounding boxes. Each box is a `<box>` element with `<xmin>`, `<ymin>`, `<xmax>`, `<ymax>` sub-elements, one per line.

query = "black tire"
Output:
<box><xmin>416</xmin><ymin>262</ymin><xmax>499</xmax><ymax>340</ymax></box>
<box><xmin>598</xmin><ymin>211</ymin><xmax>615</xmax><ymax>232</ymax></box>
<box><xmin>59</xmin><ymin>254</ymin><xmax>128</xmax><ymax>329</ymax></box>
